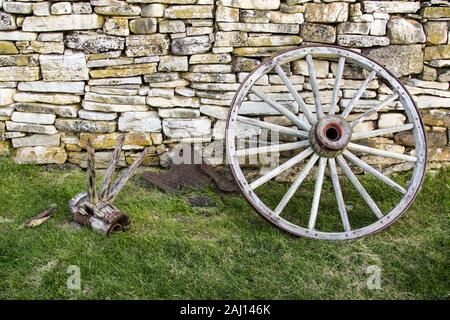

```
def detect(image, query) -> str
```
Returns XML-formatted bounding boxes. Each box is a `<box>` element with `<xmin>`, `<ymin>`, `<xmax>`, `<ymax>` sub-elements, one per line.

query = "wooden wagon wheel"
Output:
<box><xmin>226</xmin><ymin>45</ymin><xmax>427</xmax><ymax>240</ymax></box>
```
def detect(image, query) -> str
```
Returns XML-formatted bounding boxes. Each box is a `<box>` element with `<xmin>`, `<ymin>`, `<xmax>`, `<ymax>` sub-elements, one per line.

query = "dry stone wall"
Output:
<box><xmin>0</xmin><ymin>0</ymin><xmax>449</xmax><ymax>172</ymax></box>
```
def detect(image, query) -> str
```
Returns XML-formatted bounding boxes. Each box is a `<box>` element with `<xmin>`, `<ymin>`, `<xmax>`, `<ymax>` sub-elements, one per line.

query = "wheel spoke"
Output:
<box><xmin>236</xmin><ymin>140</ymin><xmax>309</xmax><ymax>157</ymax></box>
<box><xmin>328</xmin><ymin>158</ymin><xmax>351</xmax><ymax>232</ymax></box>
<box><xmin>341</xmin><ymin>70</ymin><xmax>376</xmax><ymax>118</ymax></box>
<box><xmin>237</xmin><ymin>116</ymin><xmax>309</xmax><ymax>138</ymax></box>
<box><xmin>336</xmin><ymin>155</ymin><xmax>383</xmax><ymax>219</ymax></box>
<box><xmin>274</xmin><ymin>154</ymin><xmax>319</xmax><ymax>216</ymax></box>
<box><xmin>305</xmin><ymin>54</ymin><xmax>325</xmax><ymax>119</ymax></box>
<box><xmin>350</xmin><ymin>93</ymin><xmax>399</xmax><ymax>127</ymax></box>
<box><xmin>347</xmin><ymin>142</ymin><xmax>417</xmax><ymax>162</ymax></box>
<box><xmin>249</xmin><ymin>147</ymin><xmax>314</xmax><ymax>190</ymax></box>
<box><xmin>250</xmin><ymin>87</ymin><xmax>311</xmax><ymax>131</ymax></box>
<box><xmin>308</xmin><ymin>157</ymin><xmax>327</xmax><ymax>230</ymax></box>
<box><xmin>343</xmin><ymin>150</ymin><xmax>407</xmax><ymax>194</ymax></box>
<box><xmin>275</xmin><ymin>65</ymin><xmax>316</xmax><ymax>125</ymax></box>
<box><xmin>351</xmin><ymin>124</ymin><xmax>414</xmax><ymax>140</ymax></box>
<box><xmin>329</xmin><ymin>57</ymin><xmax>345</xmax><ymax>115</ymax></box>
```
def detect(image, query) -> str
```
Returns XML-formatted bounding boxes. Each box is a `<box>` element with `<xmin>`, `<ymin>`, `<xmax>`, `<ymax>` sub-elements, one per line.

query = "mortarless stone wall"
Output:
<box><xmin>0</xmin><ymin>0</ymin><xmax>448</xmax><ymax>172</ymax></box>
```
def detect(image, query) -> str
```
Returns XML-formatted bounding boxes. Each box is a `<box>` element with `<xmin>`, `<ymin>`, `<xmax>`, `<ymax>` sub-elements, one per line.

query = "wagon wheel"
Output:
<box><xmin>226</xmin><ymin>45</ymin><xmax>427</xmax><ymax>240</ymax></box>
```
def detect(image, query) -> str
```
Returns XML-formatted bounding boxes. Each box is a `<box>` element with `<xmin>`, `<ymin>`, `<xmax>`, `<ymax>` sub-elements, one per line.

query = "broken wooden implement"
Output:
<box><xmin>69</xmin><ymin>135</ymin><xmax>148</xmax><ymax>234</ymax></box>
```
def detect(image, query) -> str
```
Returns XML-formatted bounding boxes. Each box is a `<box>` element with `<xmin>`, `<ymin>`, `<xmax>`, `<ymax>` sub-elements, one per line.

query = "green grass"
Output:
<box><xmin>0</xmin><ymin>157</ymin><xmax>448</xmax><ymax>299</ymax></box>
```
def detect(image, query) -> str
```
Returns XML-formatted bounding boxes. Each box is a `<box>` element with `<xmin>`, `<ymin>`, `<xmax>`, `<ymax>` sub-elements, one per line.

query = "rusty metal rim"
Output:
<box><xmin>225</xmin><ymin>44</ymin><xmax>427</xmax><ymax>241</ymax></box>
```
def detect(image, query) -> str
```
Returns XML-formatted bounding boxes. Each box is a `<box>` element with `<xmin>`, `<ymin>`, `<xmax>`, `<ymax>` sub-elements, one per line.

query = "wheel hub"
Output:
<box><xmin>310</xmin><ymin>115</ymin><xmax>352</xmax><ymax>158</ymax></box>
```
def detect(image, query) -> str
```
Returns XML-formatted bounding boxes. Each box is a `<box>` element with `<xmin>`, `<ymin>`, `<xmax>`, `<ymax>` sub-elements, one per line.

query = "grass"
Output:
<box><xmin>0</xmin><ymin>157</ymin><xmax>448</xmax><ymax>300</ymax></box>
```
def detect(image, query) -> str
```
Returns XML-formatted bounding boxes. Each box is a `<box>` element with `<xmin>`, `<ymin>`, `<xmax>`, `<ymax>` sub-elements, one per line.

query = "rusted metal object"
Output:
<box><xmin>69</xmin><ymin>135</ymin><xmax>147</xmax><ymax>234</ymax></box>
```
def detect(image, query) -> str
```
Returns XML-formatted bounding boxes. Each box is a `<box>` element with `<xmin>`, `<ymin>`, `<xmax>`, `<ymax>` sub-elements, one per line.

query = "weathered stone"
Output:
<box><xmin>337</xmin><ymin>22</ymin><xmax>370</xmax><ymax>35</ymax></box>
<box><xmin>0</xmin><ymin>88</ymin><xmax>15</xmax><ymax>106</ymax></box>
<box><xmin>247</xmin><ymin>35</ymin><xmax>301</xmax><ymax>46</ymax></box>
<box><xmin>268</xmin><ymin>11</ymin><xmax>303</xmax><ymax>24</ymax></box>
<box><xmin>387</xmin><ymin>17</ymin><xmax>425</xmax><ymax>44</ymax></box>
<box><xmin>14</xmin><ymin>146</ymin><xmax>67</xmax><ymax>164</ymax></box>
<box><xmin>73</xmin><ymin>2</ymin><xmax>92</xmax><ymax>14</ymax></box>
<box><xmin>159</xmin><ymin>20</ymin><xmax>185</xmax><ymax>33</ymax></box>
<box><xmin>94</xmin><ymin>4</ymin><xmax>141</xmax><ymax>16</ymax></box>
<box><xmin>11</xmin><ymin>111</ymin><xmax>56</xmax><ymax>125</ymax></box>
<box><xmin>300</xmin><ymin>23</ymin><xmax>336</xmax><ymax>44</ymax></box>
<box><xmin>158</xmin><ymin>55</ymin><xmax>188</xmax><ymax>72</ymax></box>
<box><xmin>82</xmin><ymin>100</ymin><xmax>148</xmax><ymax>112</ymax></box>
<box><xmin>0</xmin><ymin>41</ymin><xmax>18</xmax><ymax>54</ymax></box>
<box><xmin>0</xmin><ymin>66</ymin><xmax>40</xmax><ymax>81</ymax></box>
<box><xmin>12</xmin><ymin>134</ymin><xmax>60</xmax><ymax>148</ymax></box>
<box><xmin>240</xmin><ymin>9</ymin><xmax>269</xmax><ymax>23</ymax></box>
<box><xmin>305</xmin><ymin>2</ymin><xmax>348</xmax><ymax>23</ymax></box>
<box><xmin>189</xmin><ymin>53</ymin><xmax>231</xmax><ymax>65</ymax></box>
<box><xmin>218</xmin><ymin>0</ymin><xmax>280</xmax><ymax>10</ymax></box>
<box><xmin>337</xmin><ymin>35</ymin><xmax>389</xmax><ymax>47</ymax></box>
<box><xmin>129</xmin><ymin>18</ymin><xmax>157</xmax><ymax>34</ymax></box>
<box><xmin>437</xmin><ymin>70</ymin><xmax>450</xmax><ymax>83</ymax></box>
<box><xmin>6</xmin><ymin>121</ymin><xmax>57</xmax><ymax>134</ymax></box>
<box><xmin>13</xmin><ymin>102</ymin><xmax>80</xmax><ymax>118</ymax></box>
<box><xmin>146</xmin><ymin>96</ymin><xmax>200</xmax><ymax>108</ymax></box>
<box><xmin>142</xmin><ymin>4</ymin><xmax>165</xmax><ymax>17</ymax></box>
<box><xmin>78</xmin><ymin>110</ymin><xmax>117</xmax><ymax>121</ymax></box>
<box><xmin>68</xmin><ymin>150</ymin><xmax>126</xmax><ymax>168</ymax></box>
<box><xmin>22</xmin><ymin>14</ymin><xmax>104</xmax><ymax>32</ymax></box>
<box><xmin>182</xmin><ymin>72</ymin><xmax>236</xmax><ymax>83</ymax></box>
<box><xmin>422</xmin><ymin>7</ymin><xmax>450</xmax><ymax>19</ymax></box>
<box><xmin>79</xmin><ymin>132</ymin><xmax>152</xmax><ymax>150</ymax></box>
<box><xmin>118</xmin><ymin>111</ymin><xmax>161</xmax><ymax>132</ymax></box>
<box><xmin>190</xmin><ymin>64</ymin><xmax>232</xmax><ymax>73</ymax></box>
<box><xmin>148</xmin><ymin>88</ymin><xmax>174</xmax><ymax>98</ymax></box>
<box><xmin>28</xmin><ymin>41</ymin><xmax>65</xmax><ymax>54</ymax></box>
<box><xmin>239</xmin><ymin>101</ymin><xmax>298</xmax><ymax>116</ymax></box>
<box><xmin>0</xmin><ymin>53</ymin><xmax>39</xmax><ymax>67</ymax></box>
<box><xmin>0</xmin><ymin>12</ymin><xmax>16</xmax><ymax>31</ymax></box>
<box><xmin>199</xmin><ymin>105</ymin><xmax>228</xmax><ymax>120</ymax></box>
<box><xmin>378</xmin><ymin>113</ymin><xmax>406</xmax><ymax>128</ymax></box>
<box><xmin>14</xmin><ymin>92</ymin><xmax>81</xmax><ymax>105</ymax></box>
<box><xmin>125</xmin><ymin>34</ymin><xmax>170</xmax><ymax>57</ymax></box>
<box><xmin>84</xmin><ymin>92</ymin><xmax>145</xmax><ymax>106</ymax></box>
<box><xmin>171</xmin><ymin>35</ymin><xmax>211</xmax><ymax>55</ymax></box>
<box><xmin>362</xmin><ymin>1</ymin><xmax>420</xmax><ymax>14</ymax></box>
<box><xmin>158</xmin><ymin>108</ymin><xmax>200</xmax><ymax>118</ymax></box>
<box><xmin>40</xmin><ymin>52</ymin><xmax>88</xmax><ymax>81</ymax></box>
<box><xmin>65</xmin><ymin>31</ymin><xmax>125</xmax><ymax>53</ymax></box>
<box><xmin>3</xmin><ymin>2</ymin><xmax>33</xmax><ymax>15</ymax></box>
<box><xmin>424</xmin><ymin>22</ymin><xmax>448</xmax><ymax>45</ymax></box>
<box><xmin>424</xmin><ymin>45</ymin><xmax>450</xmax><ymax>61</ymax></box>
<box><xmin>414</xmin><ymin>96</ymin><xmax>450</xmax><ymax>109</ymax></box>
<box><xmin>218</xmin><ymin>22</ymin><xmax>299</xmax><ymax>34</ymax></box>
<box><xmin>370</xmin><ymin>19</ymin><xmax>388</xmax><ymax>36</ymax></box>
<box><xmin>103</xmin><ymin>17</ymin><xmax>129</xmax><ymax>36</ymax></box>
<box><xmin>51</xmin><ymin>2</ymin><xmax>72</xmax><ymax>15</ymax></box>
<box><xmin>186</xmin><ymin>26</ymin><xmax>213</xmax><ymax>36</ymax></box>
<box><xmin>216</xmin><ymin>5</ymin><xmax>239</xmax><ymax>22</ymax></box>
<box><xmin>164</xmin><ymin>5</ymin><xmax>213</xmax><ymax>19</ymax></box>
<box><xmin>86</xmin><ymin>57</ymin><xmax>133</xmax><ymax>68</ymax></box>
<box><xmin>0</xmin><ymin>31</ymin><xmax>37</xmax><ymax>41</ymax></box>
<box><xmin>88</xmin><ymin>76</ymin><xmax>142</xmax><ymax>86</ymax></box>
<box><xmin>0</xmin><ymin>140</ymin><xmax>9</xmax><ymax>155</ymax></box>
<box><xmin>55</xmin><ymin>119</ymin><xmax>116</xmax><ymax>133</ymax></box>
<box><xmin>162</xmin><ymin>117</ymin><xmax>211</xmax><ymax>139</ymax></box>
<box><xmin>233</xmin><ymin>46</ymin><xmax>295</xmax><ymax>57</ymax></box>
<box><xmin>292</xmin><ymin>59</ymin><xmax>329</xmax><ymax>78</ymax></box>
<box><xmin>32</xmin><ymin>2</ymin><xmax>51</xmax><ymax>16</ymax></box>
<box><xmin>90</xmin><ymin>63</ymin><xmax>157</xmax><ymax>78</ymax></box>
<box><xmin>364</xmin><ymin>45</ymin><xmax>423</xmax><ymax>77</ymax></box>
<box><xmin>215</xmin><ymin>31</ymin><xmax>248</xmax><ymax>47</ymax></box>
